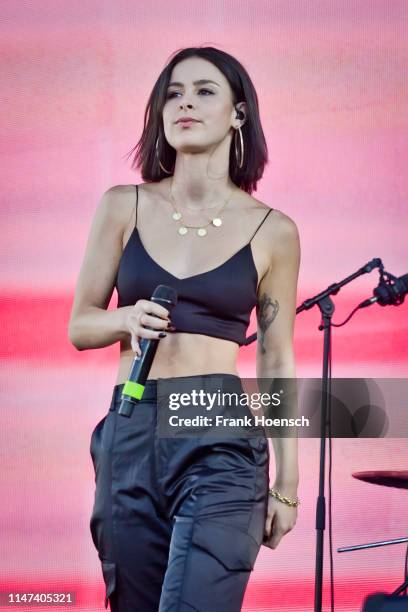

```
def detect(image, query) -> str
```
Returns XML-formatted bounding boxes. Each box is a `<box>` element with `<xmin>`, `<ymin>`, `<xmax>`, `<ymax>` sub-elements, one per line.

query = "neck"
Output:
<box><xmin>168</xmin><ymin>137</ymin><xmax>236</xmax><ymax>209</ymax></box>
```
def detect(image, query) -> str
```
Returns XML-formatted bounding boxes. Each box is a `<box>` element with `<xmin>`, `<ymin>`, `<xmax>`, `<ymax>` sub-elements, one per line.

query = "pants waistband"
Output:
<box><xmin>110</xmin><ymin>373</ymin><xmax>243</xmax><ymax>410</ymax></box>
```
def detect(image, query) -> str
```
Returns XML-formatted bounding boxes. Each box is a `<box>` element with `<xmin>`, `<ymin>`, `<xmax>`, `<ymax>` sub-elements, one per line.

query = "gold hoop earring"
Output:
<box><xmin>155</xmin><ymin>135</ymin><xmax>173</xmax><ymax>174</ymax></box>
<box><xmin>234</xmin><ymin>126</ymin><xmax>244</xmax><ymax>169</ymax></box>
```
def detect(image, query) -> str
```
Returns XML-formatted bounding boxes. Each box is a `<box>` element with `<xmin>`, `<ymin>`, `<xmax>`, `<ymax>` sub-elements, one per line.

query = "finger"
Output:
<box><xmin>138</xmin><ymin>327</ymin><xmax>168</xmax><ymax>340</ymax></box>
<box><xmin>140</xmin><ymin>313</ymin><xmax>171</xmax><ymax>330</ymax></box>
<box><xmin>263</xmin><ymin>523</ymin><xmax>282</xmax><ymax>549</ymax></box>
<box><xmin>264</xmin><ymin>511</ymin><xmax>276</xmax><ymax>539</ymax></box>
<box><xmin>267</xmin><ymin>532</ymin><xmax>283</xmax><ymax>550</ymax></box>
<box><xmin>131</xmin><ymin>336</ymin><xmax>141</xmax><ymax>356</ymax></box>
<box><xmin>143</xmin><ymin>301</ymin><xmax>170</xmax><ymax>321</ymax></box>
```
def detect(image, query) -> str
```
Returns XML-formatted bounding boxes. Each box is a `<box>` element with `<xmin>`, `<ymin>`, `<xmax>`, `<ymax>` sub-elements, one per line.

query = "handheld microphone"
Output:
<box><xmin>118</xmin><ymin>285</ymin><xmax>178</xmax><ymax>417</ymax></box>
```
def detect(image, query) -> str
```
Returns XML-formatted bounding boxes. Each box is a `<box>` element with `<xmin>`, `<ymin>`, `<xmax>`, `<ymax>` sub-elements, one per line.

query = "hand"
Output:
<box><xmin>122</xmin><ymin>299</ymin><xmax>172</xmax><ymax>357</ymax></box>
<box><xmin>263</xmin><ymin>488</ymin><xmax>298</xmax><ymax>549</ymax></box>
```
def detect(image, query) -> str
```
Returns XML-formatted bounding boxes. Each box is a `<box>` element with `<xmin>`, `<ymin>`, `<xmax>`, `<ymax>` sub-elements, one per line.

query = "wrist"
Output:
<box><xmin>116</xmin><ymin>306</ymin><xmax>132</xmax><ymax>338</ymax></box>
<box><xmin>272</xmin><ymin>478</ymin><xmax>299</xmax><ymax>496</ymax></box>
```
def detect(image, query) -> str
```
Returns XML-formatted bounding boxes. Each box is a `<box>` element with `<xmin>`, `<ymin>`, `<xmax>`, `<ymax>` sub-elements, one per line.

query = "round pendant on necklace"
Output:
<box><xmin>212</xmin><ymin>218</ymin><xmax>222</xmax><ymax>227</ymax></box>
<box><xmin>172</xmin><ymin>212</ymin><xmax>182</xmax><ymax>221</ymax></box>
<box><xmin>178</xmin><ymin>226</ymin><xmax>188</xmax><ymax>235</ymax></box>
<box><xmin>197</xmin><ymin>228</ymin><xmax>207</xmax><ymax>237</ymax></box>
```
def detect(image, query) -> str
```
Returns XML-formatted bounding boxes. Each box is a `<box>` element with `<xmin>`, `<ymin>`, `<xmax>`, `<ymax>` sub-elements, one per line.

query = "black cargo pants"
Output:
<box><xmin>89</xmin><ymin>373</ymin><xmax>270</xmax><ymax>611</ymax></box>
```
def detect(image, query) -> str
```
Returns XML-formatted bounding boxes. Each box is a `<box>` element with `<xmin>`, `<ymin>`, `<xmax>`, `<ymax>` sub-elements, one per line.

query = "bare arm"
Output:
<box><xmin>255</xmin><ymin>212</ymin><xmax>301</xmax><ymax>494</ymax></box>
<box><xmin>68</xmin><ymin>185</ymin><xmax>133</xmax><ymax>350</ymax></box>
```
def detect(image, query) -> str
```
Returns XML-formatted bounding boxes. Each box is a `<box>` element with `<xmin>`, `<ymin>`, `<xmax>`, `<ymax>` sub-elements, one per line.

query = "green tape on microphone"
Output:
<box><xmin>122</xmin><ymin>380</ymin><xmax>145</xmax><ymax>400</ymax></box>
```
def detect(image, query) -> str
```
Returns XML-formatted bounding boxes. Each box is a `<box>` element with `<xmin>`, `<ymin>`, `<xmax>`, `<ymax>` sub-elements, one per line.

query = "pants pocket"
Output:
<box><xmin>101</xmin><ymin>560</ymin><xmax>117</xmax><ymax>609</ymax></box>
<box><xmin>90</xmin><ymin>416</ymin><xmax>107</xmax><ymax>465</ymax></box>
<box><xmin>90</xmin><ymin>411</ymin><xmax>117</xmax><ymax>465</ymax></box>
<box><xmin>191</xmin><ymin>518</ymin><xmax>260</xmax><ymax>571</ymax></box>
<box><xmin>246</xmin><ymin>435</ymin><xmax>269</xmax><ymax>465</ymax></box>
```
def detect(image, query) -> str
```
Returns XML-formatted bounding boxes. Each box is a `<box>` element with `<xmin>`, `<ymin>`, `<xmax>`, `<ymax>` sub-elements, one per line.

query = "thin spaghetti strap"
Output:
<box><xmin>249</xmin><ymin>207</ymin><xmax>274</xmax><ymax>242</ymax></box>
<box><xmin>135</xmin><ymin>184</ymin><xmax>138</xmax><ymax>229</ymax></box>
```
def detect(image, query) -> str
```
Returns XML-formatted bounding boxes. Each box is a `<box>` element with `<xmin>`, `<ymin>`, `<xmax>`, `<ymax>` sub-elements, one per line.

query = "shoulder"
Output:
<box><xmin>101</xmin><ymin>183</ymin><xmax>138</xmax><ymax>210</ymax></box>
<box><xmin>106</xmin><ymin>181</ymin><xmax>164</xmax><ymax>209</ymax></box>
<box><xmin>97</xmin><ymin>184</ymin><xmax>139</xmax><ymax>228</ymax></box>
<box><xmin>246</xmin><ymin>193</ymin><xmax>300</xmax><ymax>259</ymax></box>
<box><xmin>270</xmin><ymin>209</ymin><xmax>300</xmax><ymax>246</ymax></box>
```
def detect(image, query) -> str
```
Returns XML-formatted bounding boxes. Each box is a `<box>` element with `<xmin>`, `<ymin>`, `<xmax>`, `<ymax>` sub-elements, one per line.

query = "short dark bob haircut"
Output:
<box><xmin>124</xmin><ymin>46</ymin><xmax>268</xmax><ymax>194</ymax></box>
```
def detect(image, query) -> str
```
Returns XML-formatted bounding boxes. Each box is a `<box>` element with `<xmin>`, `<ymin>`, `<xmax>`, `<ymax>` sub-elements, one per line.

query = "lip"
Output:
<box><xmin>175</xmin><ymin>117</ymin><xmax>201</xmax><ymax>124</ymax></box>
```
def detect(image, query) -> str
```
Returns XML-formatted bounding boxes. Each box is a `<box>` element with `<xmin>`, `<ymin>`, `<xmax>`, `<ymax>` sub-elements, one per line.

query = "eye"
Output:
<box><xmin>166</xmin><ymin>88</ymin><xmax>214</xmax><ymax>99</ymax></box>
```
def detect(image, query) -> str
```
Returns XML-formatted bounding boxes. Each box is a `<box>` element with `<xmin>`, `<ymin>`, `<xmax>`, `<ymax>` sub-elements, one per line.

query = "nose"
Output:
<box><xmin>179</xmin><ymin>101</ymin><xmax>193</xmax><ymax>110</ymax></box>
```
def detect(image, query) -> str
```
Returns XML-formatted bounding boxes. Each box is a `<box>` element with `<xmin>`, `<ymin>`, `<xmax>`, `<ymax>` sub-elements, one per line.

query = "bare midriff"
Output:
<box><xmin>115</xmin><ymin>332</ymin><xmax>240</xmax><ymax>384</ymax></box>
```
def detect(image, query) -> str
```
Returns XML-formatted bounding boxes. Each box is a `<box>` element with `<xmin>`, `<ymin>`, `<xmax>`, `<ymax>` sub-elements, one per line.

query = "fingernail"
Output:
<box><xmin>159</xmin><ymin>332</ymin><xmax>167</xmax><ymax>338</ymax></box>
<box><xmin>167</xmin><ymin>325</ymin><xmax>176</xmax><ymax>331</ymax></box>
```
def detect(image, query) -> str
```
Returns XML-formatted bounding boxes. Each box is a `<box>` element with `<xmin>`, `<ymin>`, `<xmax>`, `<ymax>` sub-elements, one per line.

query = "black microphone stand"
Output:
<box><xmin>244</xmin><ymin>257</ymin><xmax>383</xmax><ymax>611</ymax></box>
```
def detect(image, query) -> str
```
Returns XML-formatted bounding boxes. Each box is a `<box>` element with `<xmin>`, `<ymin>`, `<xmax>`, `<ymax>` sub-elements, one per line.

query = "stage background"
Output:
<box><xmin>1</xmin><ymin>1</ymin><xmax>407</xmax><ymax>610</ymax></box>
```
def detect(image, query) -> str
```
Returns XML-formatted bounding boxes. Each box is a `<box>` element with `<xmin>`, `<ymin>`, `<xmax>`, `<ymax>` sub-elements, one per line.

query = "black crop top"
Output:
<box><xmin>115</xmin><ymin>185</ymin><xmax>273</xmax><ymax>346</ymax></box>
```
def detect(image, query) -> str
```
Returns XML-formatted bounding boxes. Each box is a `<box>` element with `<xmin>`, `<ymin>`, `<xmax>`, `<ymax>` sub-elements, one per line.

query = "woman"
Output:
<box><xmin>69</xmin><ymin>46</ymin><xmax>300</xmax><ymax>612</ymax></box>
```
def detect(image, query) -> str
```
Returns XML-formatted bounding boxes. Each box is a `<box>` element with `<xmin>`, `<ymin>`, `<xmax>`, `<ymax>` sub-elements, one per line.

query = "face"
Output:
<box><xmin>162</xmin><ymin>56</ymin><xmax>246</xmax><ymax>154</ymax></box>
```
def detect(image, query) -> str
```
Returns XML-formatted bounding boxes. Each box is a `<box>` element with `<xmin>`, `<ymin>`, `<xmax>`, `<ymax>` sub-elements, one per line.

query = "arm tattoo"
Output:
<box><xmin>256</xmin><ymin>292</ymin><xmax>279</xmax><ymax>354</ymax></box>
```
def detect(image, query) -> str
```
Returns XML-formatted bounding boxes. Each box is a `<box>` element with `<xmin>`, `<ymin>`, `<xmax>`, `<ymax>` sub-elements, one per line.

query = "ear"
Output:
<box><xmin>232</xmin><ymin>101</ymin><xmax>248</xmax><ymax>127</ymax></box>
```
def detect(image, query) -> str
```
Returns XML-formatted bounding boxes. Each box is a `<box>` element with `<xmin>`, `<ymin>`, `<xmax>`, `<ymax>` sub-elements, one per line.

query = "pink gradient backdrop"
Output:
<box><xmin>1</xmin><ymin>1</ymin><xmax>407</xmax><ymax>610</ymax></box>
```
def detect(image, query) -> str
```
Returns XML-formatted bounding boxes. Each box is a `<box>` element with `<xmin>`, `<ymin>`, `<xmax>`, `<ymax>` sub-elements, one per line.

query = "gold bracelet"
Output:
<box><xmin>268</xmin><ymin>487</ymin><xmax>300</xmax><ymax>507</ymax></box>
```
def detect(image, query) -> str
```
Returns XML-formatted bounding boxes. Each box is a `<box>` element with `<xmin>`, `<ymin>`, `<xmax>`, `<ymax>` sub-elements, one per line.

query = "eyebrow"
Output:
<box><xmin>167</xmin><ymin>79</ymin><xmax>220</xmax><ymax>88</ymax></box>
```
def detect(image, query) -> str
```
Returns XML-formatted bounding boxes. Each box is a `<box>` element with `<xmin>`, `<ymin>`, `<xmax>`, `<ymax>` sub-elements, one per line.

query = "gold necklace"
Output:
<box><xmin>169</xmin><ymin>180</ymin><xmax>234</xmax><ymax>237</ymax></box>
